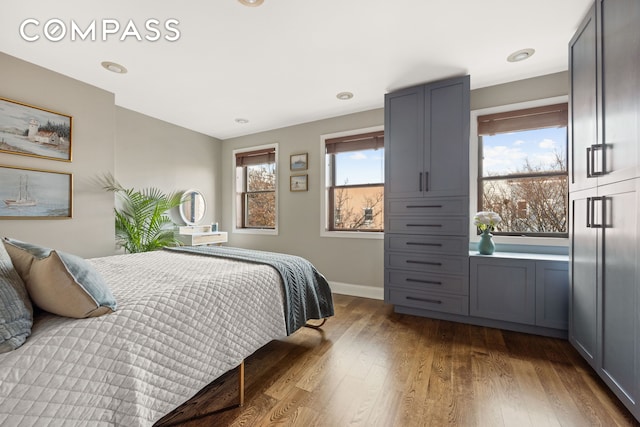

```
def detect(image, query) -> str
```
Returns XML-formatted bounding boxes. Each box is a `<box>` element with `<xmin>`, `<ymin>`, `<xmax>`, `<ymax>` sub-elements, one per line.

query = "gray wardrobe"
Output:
<box><xmin>569</xmin><ymin>0</ymin><xmax>640</xmax><ymax>421</ymax></box>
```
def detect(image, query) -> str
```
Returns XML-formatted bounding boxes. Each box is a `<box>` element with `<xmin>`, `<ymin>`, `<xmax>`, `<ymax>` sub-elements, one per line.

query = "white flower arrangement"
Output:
<box><xmin>473</xmin><ymin>211</ymin><xmax>502</xmax><ymax>232</ymax></box>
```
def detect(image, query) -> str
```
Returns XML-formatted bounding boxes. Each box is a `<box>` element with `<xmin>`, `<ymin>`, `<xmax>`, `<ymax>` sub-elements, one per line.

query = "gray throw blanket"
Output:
<box><xmin>165</xmin><ymin>246</ymin><xmax>334</xmax><ymax>335</ymax></box>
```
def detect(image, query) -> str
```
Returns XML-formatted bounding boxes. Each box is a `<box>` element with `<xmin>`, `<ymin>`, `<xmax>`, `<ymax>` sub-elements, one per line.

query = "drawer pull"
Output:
<box><xmin>406</xmin><ymin>260</ymin><xmax>443</xmax><ymax>266</ymax></box>
<box><xmin>406</xmin><ymin>296</ymin><xmax>442</xmax><ymax>304</ymax></box>
<box><xmin>406</xmin><ymin>278</ymin><xmax>442</xmax><ymax>285</ymax></box>
<box><xmin>406</xmin><ymin>205</ymin><xmax>443</xmax><ymax>209</ymax></box>
<box><xmin>406</xmin><ymin>242</ymin><xmax>442</xmax><ymax>247</ymax></box>
<box><xmin>406</xmin><ymin>224</ymin><xmax>443</xmax><ymax>227</ymax></box>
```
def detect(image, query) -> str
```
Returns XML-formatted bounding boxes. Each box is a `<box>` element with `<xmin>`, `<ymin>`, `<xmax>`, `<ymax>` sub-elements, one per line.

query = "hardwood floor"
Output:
<box><xmin>155</xmin><ymin>294</ymin><xmax>639</xmax><ymax>427</ymax></box>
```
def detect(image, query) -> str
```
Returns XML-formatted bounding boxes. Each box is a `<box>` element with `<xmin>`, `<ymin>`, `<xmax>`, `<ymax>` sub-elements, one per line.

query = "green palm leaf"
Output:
<box><xmin>99</xmin><ymin>173</ymin><xmax>184</xmax><ymax>253</ymax></box>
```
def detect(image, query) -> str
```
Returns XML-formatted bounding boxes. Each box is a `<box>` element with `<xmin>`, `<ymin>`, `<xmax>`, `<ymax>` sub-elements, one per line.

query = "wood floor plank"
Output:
<box><xmin>156</xmin><ymin>294</ymin><xmax>640</xmax><ymax>427</ymax></box>
<box><xmin>424</xmin><ymin>320</ymin><xmax>457</xmax><ymax>426</ymax></box>
<box><xmin>344</xmin><ymin>362</ymin><xmax>388</xmax><ymax>426</ymax></box>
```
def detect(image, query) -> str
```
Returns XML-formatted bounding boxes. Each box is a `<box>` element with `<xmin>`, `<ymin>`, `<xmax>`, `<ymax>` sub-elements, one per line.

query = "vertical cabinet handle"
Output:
<box><xmin>419</xmin><ymin>172</ymin><xmax>423</xmax><ymax>192</ymax></box>
<box><xmin>425</xmin><ymin>171</ymin><xmax>429</xmax><ymax>192</ymax></box>
<box><xmin>587</xmin><ymin>144</ymin><xmax>605</xmax><ymax>177</ymax></box>
<box><xmin>588</xmin><ymin>196</ymin><xmax>604</xmax><ymax>228</ymax></box>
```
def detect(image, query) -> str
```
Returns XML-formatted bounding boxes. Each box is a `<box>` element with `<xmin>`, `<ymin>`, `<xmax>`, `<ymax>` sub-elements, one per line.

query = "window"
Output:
<box><xmin>235</xmin><ymin>145</ymin><xmax>277</xmax><ymax>231</ymax></box>
<box><xmin>477</xmin><ymin>103</ymin><xmax>568</xmax><ymax>237</ymax></box>
<box><xmin>324</xmin><ymin>130</ymin><xmax>384</xmax><ymax>233</ymax></box>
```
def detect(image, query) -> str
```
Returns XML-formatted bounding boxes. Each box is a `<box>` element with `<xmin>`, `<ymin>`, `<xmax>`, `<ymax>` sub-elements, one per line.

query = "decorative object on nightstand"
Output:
<box><xmin>473</xmin><ymin>211</ymin><xmax>501</xmax><ymax>255</ymax></box>
<box><xmin>179</xmin><ymin>189</ymin><xmax>206</xmax><ymax>227</ymax></box>
<box><xmin>177</xmin><ymin>189</ymin><xmax>227</xmax><ymax>246</ymax></box>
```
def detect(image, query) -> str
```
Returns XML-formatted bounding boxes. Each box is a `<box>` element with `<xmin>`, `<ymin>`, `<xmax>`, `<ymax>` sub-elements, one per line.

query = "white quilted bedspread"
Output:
<box><xmin>0</xmin><ymin>250</ymin><xmax>287</xmax><ymax>426</ymax></box>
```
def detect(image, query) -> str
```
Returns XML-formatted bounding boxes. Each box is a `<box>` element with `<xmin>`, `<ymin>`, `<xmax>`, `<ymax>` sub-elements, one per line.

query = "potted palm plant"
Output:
<box><xmin>100</xmin><ymin>174</ymin><xmax>184</xmax><ymax>253</ymax></box>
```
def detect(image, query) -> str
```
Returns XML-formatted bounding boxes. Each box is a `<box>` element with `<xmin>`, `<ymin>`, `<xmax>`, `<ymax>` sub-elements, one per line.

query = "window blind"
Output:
<box><xmin>478</xmin><ymin>103</ymin><xmax>568</xmax><ymax>136</ymax></box>
<box><xmin>235</xmin><ymin>148</ymin><xmax>276</xmax><ymax>167</ymax></box>
<box><xmin>325</xmin><ymin>131</ymin><xmax>384</xmax><ymax>154</ymax></box>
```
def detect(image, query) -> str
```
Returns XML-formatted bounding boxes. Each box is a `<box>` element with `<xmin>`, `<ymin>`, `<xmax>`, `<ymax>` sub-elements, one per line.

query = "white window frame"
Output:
<box><xmin>470</xmin><ymin>96</ymin><xmax>569</xmax><ymax>247</ymax></box>
<box><xmin>232</xmin><ymin>143</ymin><xmax>279</xmax><ymax>236</ymax></box>
<box><xmin>320</xmin><ymin>125</ymin><xmax>384</xmax><ymax>240</ymax></box>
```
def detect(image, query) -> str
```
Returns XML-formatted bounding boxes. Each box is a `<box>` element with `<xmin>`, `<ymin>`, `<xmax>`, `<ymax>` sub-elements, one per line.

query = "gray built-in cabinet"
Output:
<box><xmin>383</xmin><ymin>75</ymin><xmax>569</xmax><ymax>339</ymax></box>
<box><xmin>470</xmin><ymin>254</ymin><xmax>569</xmax><ymax>333</ymax></box>
<box><xmin>384</xmin><ymin>75</ymin><xmax>471</xmax><ymax>316</ymax></box>
<box><xmin>569</xmin><ymin>0</ymin><xmax>640</xmax><ymax>421</ymax></box>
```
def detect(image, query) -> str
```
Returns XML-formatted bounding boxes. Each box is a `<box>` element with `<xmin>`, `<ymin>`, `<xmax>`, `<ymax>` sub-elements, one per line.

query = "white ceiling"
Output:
<box><xmin>0</xmin><ymin>0</ymin><xmax>592</xmax><ymax>140</ymax></box>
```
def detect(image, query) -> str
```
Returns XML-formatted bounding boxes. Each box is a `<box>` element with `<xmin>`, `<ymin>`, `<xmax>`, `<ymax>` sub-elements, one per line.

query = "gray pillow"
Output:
<box><xmin>2</xmin><ymin>237</ymin><xmax>117</xmax><ymax>318</ymax></box>
<box><xmin>0</xmin><ymin>239</ymin><xmax>33</xmax><ymax>353</ymax></box>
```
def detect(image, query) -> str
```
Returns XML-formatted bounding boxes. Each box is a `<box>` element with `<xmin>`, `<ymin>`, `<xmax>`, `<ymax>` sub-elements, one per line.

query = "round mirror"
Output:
<box><xmin>179</xmin><ymin>189</ymin><xmax>206</xmax><ymax>225</ymax></box>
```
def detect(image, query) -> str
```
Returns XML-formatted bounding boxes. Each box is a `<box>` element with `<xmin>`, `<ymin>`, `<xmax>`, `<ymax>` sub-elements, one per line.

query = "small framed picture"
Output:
<box><xmin>290</xmin><ymin>174</ymin><xmax>308</xmax><ymax>192</ymax></box>
<box><xmin>290</xmin><ymin>153</ymin><xmax>308</xmax><ymax>171</ymax></box>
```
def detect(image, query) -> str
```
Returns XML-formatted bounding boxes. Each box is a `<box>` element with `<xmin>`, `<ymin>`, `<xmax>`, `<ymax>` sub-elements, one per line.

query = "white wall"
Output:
<box><xmin>0</xmin><ymin>52</ymin><xmax>116</xmax><ymax>257</ymax></box>
<box><xmin>221</xmin><ymin>109</ymin><xmax>385</xmax><ymax>295</ymax></box>
<box><xmin>0</xmin><ymin>52</ymin><xmax>221</xmax><ymax>257</ymax></box>
<box><xmin>115</xmin><ymin>107</ymin><xmax>222</xmax><ymax>227</ymax></box>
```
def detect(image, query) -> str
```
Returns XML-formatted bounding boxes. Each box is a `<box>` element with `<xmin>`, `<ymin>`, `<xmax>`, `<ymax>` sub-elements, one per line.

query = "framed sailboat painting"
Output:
<box><xmin>0</xmin><ymin>165</ymin><xmax>72</xmax><ymax>219</ymax></box>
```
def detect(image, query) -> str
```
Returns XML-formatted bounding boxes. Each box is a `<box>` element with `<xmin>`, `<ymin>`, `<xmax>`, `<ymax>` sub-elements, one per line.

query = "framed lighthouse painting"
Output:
<box><xmin>0</xmin><ymin>97</ymin><xmax>72</xmax><ymax>162</ymax></box>
<box><xmin>0</xmin><ymin>165</ymin><xmax>72</xmax><ymax>219</ymax></box>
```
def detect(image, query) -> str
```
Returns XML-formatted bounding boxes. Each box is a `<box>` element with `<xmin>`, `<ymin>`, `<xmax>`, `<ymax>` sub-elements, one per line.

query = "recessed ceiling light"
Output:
<box><xmin>235</xmin><ymin>118</ymin><xmax>249</xmax><ymax>124</ymax></box>
<box><xmin>336</xmin><ymin>91</ymin><xmax>354</xmax><ymax>100</ymax></box>
<box><xmin>101</xmin><ymin>61</ymin><xmax>127</xmax><ymax>74</ymax></box>
<box><xmin>507</xmin><ymin>48</ymin><xmax>535</xmax><ymax>63</ymax></box>
<box><xmin>238</xmin><ymin>0</ymin><xmax>264</xmax><ymax>6</ymax></box>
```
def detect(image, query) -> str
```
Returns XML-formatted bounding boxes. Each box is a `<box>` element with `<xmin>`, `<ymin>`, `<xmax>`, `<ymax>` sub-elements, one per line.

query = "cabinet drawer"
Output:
<box><xmin>386</xmin><ymin>234</ymin><xmax>467</xmax><ymax>256</ymax></box>
<box><xmin>386</xmin><ymin>269</ymin><xmax>468</xmax><ymax>295</ymax></box>
<box><xmin>386</xmin><ymin>253</ymin><xmax>468</xmax><ymax>275</ymax></box>
<box><xmin>387</xmin><ymin>216</ymin><xmax>467</xmax><ymax>235</ymax></box>
<box><xmin>389</xmin><ymin>288</ymin><xmax>469</xmax><ymax>315</ymax></box>
<box><xmin>387</xmin><ymin>197</ymin><xmax>468</xmax><ymax>216</ymax></box>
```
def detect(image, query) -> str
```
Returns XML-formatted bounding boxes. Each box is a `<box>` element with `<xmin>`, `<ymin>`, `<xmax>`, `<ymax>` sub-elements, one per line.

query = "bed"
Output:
<box><xmin>0</xmin><ymin>244</ymin><xmax>334</xmax><ymax>426</ymax></box>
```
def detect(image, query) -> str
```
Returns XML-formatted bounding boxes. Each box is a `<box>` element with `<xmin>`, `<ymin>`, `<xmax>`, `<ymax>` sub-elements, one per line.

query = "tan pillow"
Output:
<box><xmin>2</xmin><ymin>238</ymin><xmax>116</xmax><ymax>318</ymax></box>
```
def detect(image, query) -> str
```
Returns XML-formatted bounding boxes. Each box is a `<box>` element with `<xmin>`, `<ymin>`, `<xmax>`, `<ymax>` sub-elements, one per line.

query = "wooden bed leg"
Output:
<box><xmin>238</xmin><ymin>360</ymin><xmax>245</xmax><ymax>407</ymax></box>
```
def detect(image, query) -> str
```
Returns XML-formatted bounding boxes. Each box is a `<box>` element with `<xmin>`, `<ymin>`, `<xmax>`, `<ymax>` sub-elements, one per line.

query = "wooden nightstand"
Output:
<box><xmin>176</xmin><ymin>231</ymin><xmax>227</xmax><ymax>246</ymax></box>
<box><xmin>177</xmin><ymin>225</ymin><xmax>228</xmax><ymax>246</ymax></box>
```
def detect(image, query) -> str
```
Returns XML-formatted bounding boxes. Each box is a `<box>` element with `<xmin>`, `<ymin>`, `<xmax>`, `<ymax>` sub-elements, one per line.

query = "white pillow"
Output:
<box><xmin>0</xmin><ymin>242</ymin><xmax>33</xmax><ymax>353</ymax></box>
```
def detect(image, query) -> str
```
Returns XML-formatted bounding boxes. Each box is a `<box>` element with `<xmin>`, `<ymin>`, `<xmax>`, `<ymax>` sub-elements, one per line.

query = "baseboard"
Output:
<box><xmin>328</xmin><ymin>281</ymin><xmax>384</xmax><ymax>300</ymax></box>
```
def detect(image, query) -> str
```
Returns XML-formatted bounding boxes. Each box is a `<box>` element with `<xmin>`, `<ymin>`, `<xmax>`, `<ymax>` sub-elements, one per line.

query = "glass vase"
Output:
<box><xmin>478</xmin><ymin>229</ymin><xmax>495</xmax><ymax>255</ymax></box>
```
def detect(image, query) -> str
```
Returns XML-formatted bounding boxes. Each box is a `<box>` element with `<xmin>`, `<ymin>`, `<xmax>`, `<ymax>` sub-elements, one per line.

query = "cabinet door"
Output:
<box><xmin>569</xmin><ymin>5</ymin><xmax>598</xmax><ymax>191</ymax></box>
<box><xmin>535</xmin><ymin>261</ymin><xmax>569</xmax><ymax>330</ymax></box>
<box><xmin>599</xmin><ymin>0</ymin><xmax>640</xmax><ymax>185</ymax></box>
<box><xmin>569</xmin><ymin>189</ymin><xmax>598</xmax><ymax>366</ymax></box>
<box><xmin>424</xmin><ymin>76</ymin><xmax>470</xmax><ymax>197</ymax></box>
<box><xmin>600</xmin><ymin>179</ymin><xmax>638</xmax><ymax>407</ymax></box>
<box><xmin>470</xmin><ymin>258</ymin><xmax>535</xmax><ymax>325</ymax></box>
<box><xmin>384</xmin><ymin>86</ymin><xmax>425</xmax><ymax>199</ymax></box>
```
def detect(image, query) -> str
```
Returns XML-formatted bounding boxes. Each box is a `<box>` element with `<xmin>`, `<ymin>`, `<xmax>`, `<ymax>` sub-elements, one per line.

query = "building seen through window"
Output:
<box><xmin>478</xmin><ymin>103</ymin><xmax>568</xmax><ymax>237</ymax></box>
<box><xmin>325</xmin><ymin>131</ymin><xmax>384</xmax><ymax>232</ymax></box>
<box><xmin>235</xmin><ymin>147</ymin><xmax>277</xmax><ymax>229</ymax></box>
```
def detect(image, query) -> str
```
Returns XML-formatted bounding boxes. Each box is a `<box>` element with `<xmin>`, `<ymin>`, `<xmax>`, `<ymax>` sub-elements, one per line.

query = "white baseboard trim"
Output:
<box><xmin>328</xmin><ymin>281</ymin><xmax>384</xmax><ymax>300</ymax></box>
